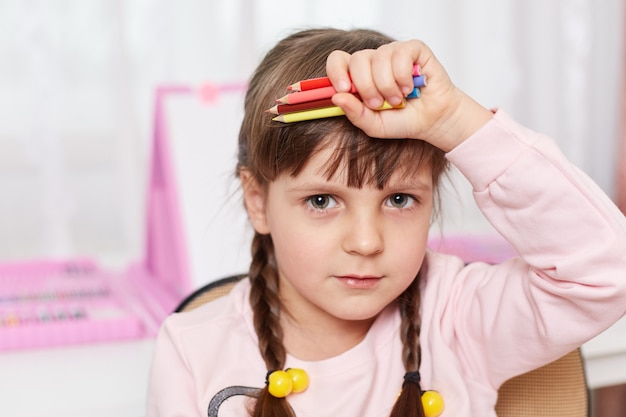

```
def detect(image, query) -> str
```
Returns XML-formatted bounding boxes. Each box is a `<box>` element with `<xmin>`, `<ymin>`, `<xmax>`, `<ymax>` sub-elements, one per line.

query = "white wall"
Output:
<box><xmin>0</xmin><ymin>0</ymin><xmax>623</xmax><ymax>287</ymax></box>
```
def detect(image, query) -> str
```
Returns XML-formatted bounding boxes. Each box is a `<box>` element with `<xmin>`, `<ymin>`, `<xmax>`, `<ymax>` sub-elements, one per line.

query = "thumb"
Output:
<box><xmin>332</xmin><ymin>92</ymin><xmax>375</xmax><ymax>128</ymax></box>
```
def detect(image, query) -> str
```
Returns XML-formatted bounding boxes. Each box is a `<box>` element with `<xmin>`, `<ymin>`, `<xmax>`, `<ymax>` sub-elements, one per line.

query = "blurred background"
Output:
<box><xmin>1</xmin><ymin>0</ymin><xmax>624</xmax><ymax>270</ymax></box>
<box><xmin>0</xmin><ymin>0</ymin><xmax>624</xmax><ymax>415</ymax></box>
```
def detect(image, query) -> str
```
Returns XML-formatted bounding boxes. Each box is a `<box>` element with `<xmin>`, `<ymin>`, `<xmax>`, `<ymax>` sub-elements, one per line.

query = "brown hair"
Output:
<box><xmin>237</xmin><ymin>27</ymin><xmax>448</xmax><ymax>417</ymax></box>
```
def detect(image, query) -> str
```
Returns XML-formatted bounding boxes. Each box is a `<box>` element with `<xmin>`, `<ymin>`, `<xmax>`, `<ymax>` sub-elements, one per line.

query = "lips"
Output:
<box><xmin>335</xmin><ymin>275</ymin><xmax>383</xmax><ymax>289</ymax></box>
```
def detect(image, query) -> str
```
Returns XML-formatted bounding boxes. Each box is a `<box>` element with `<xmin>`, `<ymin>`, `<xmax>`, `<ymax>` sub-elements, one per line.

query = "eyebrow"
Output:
<box><xmin>285</xmin><ymin>178</ymin><xmax>433</xmax><ymax>194</ymax></box>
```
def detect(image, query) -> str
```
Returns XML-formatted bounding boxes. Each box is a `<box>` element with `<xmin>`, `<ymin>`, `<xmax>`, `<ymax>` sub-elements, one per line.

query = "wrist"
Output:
<box><xmin>427</xmin><ymin>90</ymin><xmax>493</xmax><ymax>152</ymax></box>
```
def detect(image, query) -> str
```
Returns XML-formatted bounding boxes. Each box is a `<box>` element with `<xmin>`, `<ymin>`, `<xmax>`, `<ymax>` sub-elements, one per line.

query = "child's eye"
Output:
<box><xmin>306</xmin><ymin>194</ymin><xmax>337</xmax><ymax>210</ymax></box>
<box><xmin>386</xmin><ymin>193</ymin><xmax>416</xmax><ymax>208</ymax></box>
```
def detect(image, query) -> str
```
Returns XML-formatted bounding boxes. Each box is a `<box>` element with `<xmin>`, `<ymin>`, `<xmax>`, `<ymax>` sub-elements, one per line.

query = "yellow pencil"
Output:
<box><xmin>272</xmin><ymin>100</ymin><xmax>405</xmax><ymax>123</ymax></box>
<box><xmin>273</xmin><ymin>106</ymin><xmax>345</xmax><ymax>123</ymax></box>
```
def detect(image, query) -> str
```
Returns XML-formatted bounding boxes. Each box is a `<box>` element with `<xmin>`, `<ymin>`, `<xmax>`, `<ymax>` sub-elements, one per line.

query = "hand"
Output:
<box><xmin>326</xmin><ymin>39</ymin><xmax>493</xmax><ymax>152</ymax></box>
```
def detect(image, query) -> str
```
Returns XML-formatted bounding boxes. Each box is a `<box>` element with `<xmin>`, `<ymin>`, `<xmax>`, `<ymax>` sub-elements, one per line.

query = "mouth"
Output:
<box><xmin>335</xmin><ymin>275</ymin><xmax>383</xmax><ymax>289</ymax></box>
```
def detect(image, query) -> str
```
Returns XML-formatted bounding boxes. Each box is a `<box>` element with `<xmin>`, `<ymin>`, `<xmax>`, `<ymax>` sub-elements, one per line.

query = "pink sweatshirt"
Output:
<box><xmin>147</xmin><ymin>110</ymin><xmax>626</xmax><ymax>417</ymax></box>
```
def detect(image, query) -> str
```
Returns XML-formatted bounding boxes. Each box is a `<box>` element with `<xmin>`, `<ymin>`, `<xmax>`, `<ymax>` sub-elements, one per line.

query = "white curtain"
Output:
<box><xmin>0</xmin><ymin>0</ymin><xmax>623</xmax><ymax>284</ymax></box>
<box><xmin>609</xmin><ymin>6</ymin><xmax>626</xmax><ymax>400</ymax></box>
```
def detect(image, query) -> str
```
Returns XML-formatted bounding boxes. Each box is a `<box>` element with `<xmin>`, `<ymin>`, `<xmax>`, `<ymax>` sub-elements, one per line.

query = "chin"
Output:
<box><xmin>334</xmin><ymin>307</ymin><xmax>385</xmax><ymax>322</ymax></box>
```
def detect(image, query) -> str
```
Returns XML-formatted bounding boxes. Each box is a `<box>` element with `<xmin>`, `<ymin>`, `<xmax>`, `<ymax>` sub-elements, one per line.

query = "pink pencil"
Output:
<box><xmin>276</xmin><ymin>86</ymin><xmax>357</xmax><ymax>105</ymax></box>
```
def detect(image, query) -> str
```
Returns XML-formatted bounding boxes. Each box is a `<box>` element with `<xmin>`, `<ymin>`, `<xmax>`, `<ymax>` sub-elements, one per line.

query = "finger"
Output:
<box><xmin>332</xmin><ymin>91</ymin><xmax>381</xmax><ymax>133</ymax></box>
<box><xmin>390</xmin><ymin>42</ymin><xmax>420</xmax><ymax>97</ymax></box>
<box><xmin>371</xmin><ymin>43</ymin><xmax>405</xmax><ymax>107</ymax></box>
<box><xmin>331</xmin><ymin>91</ymin><xmax>365</xmax><ymax>114</ymax></box>
<box><xmin>326</xmin><ymin>50</ymin><xmax>353</xmax><ymax>93</ymax></box>
<box><xmin>347</xmin><ymin>49</ymin><xmax>384</xmax><ymax>109</ymax></box>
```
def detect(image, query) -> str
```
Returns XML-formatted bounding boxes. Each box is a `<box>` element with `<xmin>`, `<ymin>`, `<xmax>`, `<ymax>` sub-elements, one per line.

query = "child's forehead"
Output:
<box><xmin>300</xmin><ymin>141</ymin><xmax>434</xmax><ymax>188</ymax></box>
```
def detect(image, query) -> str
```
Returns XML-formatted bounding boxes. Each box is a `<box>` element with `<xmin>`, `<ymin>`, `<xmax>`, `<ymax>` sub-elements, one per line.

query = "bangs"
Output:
<box><xmin>238</xmin><ymin>27</ymin><xmax>448</xmax><ymax>191</ymax></box>
<box><xmin>270</xmin><ymin>117</ymin><xmax>447</xmax><ymax>189</ymax></box>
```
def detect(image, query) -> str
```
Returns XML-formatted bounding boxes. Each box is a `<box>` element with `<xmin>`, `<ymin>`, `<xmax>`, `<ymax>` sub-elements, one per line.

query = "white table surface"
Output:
<box><xmin>0</xmin><ymin>316</ymin><xmax>624</xmax><ymax>417</ymax></box>
<box><xmin>0</xmin><ymin>339</ymin><xmax>155</xmax><ymax>417</ymax></box>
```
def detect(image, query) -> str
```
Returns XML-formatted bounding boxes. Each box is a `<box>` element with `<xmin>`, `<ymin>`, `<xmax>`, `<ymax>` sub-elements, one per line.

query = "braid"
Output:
<box><xmin>249</xmin><ymin>233</ymin><xmax>285</xmax><ymax>369</ymax></box>
<box><xmin>389</xmin><ymin>268</ymin><xmax>426</xmax><ymax>417</ymax></box>
<box><xmin>248</xmin><ymin>232</ymin><xmax>295</xmax><ymax>417</ymax></box>
<box><xmin>398</xmin><ymin>275</ymin><xmax>423</xmax><ymax>372</ymax></box>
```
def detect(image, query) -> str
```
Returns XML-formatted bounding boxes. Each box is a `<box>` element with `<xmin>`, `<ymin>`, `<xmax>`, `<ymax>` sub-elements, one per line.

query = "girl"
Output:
<box><xmin>147</xmin><ymin>28</ymin><xmax>626</xmax><ymax>417</ymax></box>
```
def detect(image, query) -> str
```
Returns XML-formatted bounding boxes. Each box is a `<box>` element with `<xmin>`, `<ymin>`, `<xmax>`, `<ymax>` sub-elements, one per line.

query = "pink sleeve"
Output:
<box><xmin>445</xmin><ymin>109</ymin><xmax>626</xmax><ymax>387</ymax></box>
<box><xmin>147</xmin><ymin>316</ymin><xmax>203</xmax><ymax>417</ymax></box>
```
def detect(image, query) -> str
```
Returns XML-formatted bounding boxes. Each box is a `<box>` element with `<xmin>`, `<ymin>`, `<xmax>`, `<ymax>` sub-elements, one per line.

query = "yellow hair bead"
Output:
<box><xmin>286</xmin><ymin>368</ymin><xmax>309</xmax><ymax>393</ymax></box>
<box><xmin>267</xmin><ymin>370</ymin><xmax>293</xmax><ymax>398</ymax></box>
<box><xmin>421</xmin><ymin>390</ymin><xmax>444</xmax><ymax>417</ymax></box>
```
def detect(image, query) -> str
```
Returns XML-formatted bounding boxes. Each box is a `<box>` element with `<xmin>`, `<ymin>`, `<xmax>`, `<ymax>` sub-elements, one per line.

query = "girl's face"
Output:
<box><xmin>244</xmin><ymin>144</ymin><xmax>433</xmax><ymax>329</ymax></box>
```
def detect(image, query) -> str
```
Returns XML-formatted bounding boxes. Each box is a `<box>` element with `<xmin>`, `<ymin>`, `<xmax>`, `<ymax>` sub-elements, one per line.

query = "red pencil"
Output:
<box><xmin>287</xmin><ymin>76</ymin><xmax>333</xmax><ymax>91</ymax></box>
<box><xmin>286</xmin><ymin>64</ymin><xmax>421</xmax><ymax>92</ymax></box>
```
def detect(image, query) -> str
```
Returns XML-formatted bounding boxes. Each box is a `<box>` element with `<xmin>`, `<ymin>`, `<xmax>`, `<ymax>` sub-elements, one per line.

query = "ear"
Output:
<box><xmin>240</xmin><ymin>168</ymin><xmax>270</xmax><ymax>234</ymax></box>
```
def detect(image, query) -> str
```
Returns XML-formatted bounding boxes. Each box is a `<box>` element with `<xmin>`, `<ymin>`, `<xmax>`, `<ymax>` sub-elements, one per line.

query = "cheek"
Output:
<box><xmin>397</xmin><ymin>239</ymin><xmax>427</xmax><ymax>268</ymax></box>
<box><xmin>272</xmin><ymin>226</ymin><xmax>330</xmax><ymax>272</ymax></box>
<box><xmin>267</xmin><ymin>203</ymin><xmax>334</xmax><ymax>259</ymax></box>
<box><xmin>388</xmin><ymin>221</ymin><xmax>429</xmax><ymax>269</ymax></box>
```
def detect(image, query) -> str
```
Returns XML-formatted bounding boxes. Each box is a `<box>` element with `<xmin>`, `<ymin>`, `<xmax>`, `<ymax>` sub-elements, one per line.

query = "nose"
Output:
<box><xmin>341</xmin><ymin>209</ymin><xmax>384</xmax><ymax>256</ymax></box>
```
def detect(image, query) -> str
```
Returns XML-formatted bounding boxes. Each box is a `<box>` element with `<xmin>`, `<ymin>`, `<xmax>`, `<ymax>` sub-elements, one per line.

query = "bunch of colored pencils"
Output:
<box><xmin>268</xmin><ymin>64</ymin><xmax>425</xmax><ymax>123</ymax></box>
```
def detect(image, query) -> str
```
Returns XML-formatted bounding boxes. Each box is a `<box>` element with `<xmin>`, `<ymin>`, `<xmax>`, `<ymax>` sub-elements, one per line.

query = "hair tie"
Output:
<box><xmin>265</xmin><ymin>369</ymin><xmax>279</xmax><ymax>383</ymax></box>
<box><xmin>403</xmin><ymin>371</ymin><xmax>421</xmax><ymax>387</ymax></box>
<box><xmin>265</xmin><ymin>368</ymin><xmax>309</xmax><ymax>398</ymax></box>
